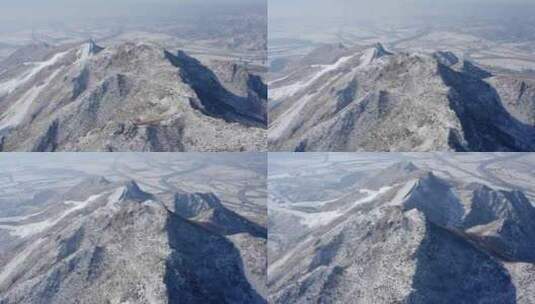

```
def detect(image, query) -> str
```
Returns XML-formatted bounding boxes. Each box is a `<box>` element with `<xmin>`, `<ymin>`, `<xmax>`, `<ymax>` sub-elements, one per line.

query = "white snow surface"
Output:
<box><xmin>271</xmin><ymin>186</ymin><xmax>392</xmax><ymax>229</ymax></box>
<box><xmin>359</xmin><ymin>48</ymin><xmax>379</xmax><ymax>67</ymax></box>
<box><xmin>0</xmin><ymin>193</ymin><xmax>104</xmax><ymax>238</ymax></box>
<box><xmin>0</xmin><ymin>51</ymin><xmax>68</xmax><ymax>96</ymax></box>
<box><xmin>388</xmin><ymin>180</ymin><xmax>419</xmax><ymax>206</ymax></box>
<box><xmin>0</xmin><ymin>68</ymin><xmax>62</xmax><ymax>131</ymax></box>
<box><xmin>287</xmin><ymin>197</ymin><xmax>343</xmax><ymax>208</ymax></box>
<box><xmin>355</xmin><ymin>186</ymin><xmax>393</xmax><ymax>205</ymax></box>
<box><xmin>357</xmin><ymin>46</ymin><xmax>390</xmax><ymax>69</ymax></box>
<box><xmin>105</xmin><ymin>186</ymin><xmax>127</xmax><ymax>211</ymax></box>
<box><xmin>269</xmin><ymin>54</ymin><xmax>354</xmax><ymax>101</ymax></box>
<box><xmin>0</xmin><ymin>211</ymin><xmax>44</xmax><ymax>223</ymax></box>
<box><xmin>269</xmin><ymin>94</ymin><xmax>311</xmax><ymax>140</ymax></box>
<box><xmin>76</xmin><ymin>42</ymin><xmax>93</xmax><ymax>68</ymax></box>
<box><xmin>0</xmin><ymin>238</ymin><xmax>44</xmax><ymax>287</ymax></box>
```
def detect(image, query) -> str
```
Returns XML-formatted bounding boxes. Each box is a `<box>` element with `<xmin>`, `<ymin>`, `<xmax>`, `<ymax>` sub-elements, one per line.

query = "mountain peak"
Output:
<box><xmin>359</xmin><ymin>42</ymin><xmax>393</xmax><ymax>67</ymax></box>
<box><xmin>433</xmin><ymin>51</ymin><xmax>459</xmax><ymax>66</ymax></box>
<box><xmin>370</xmin><ymin>42</ymin><xmax>393</xmax><ymax>59</ymax></box>
<box><xmin>75</xmin><ymin>40</ymin><xmax>104</xmax><ymax>65</ymax></box>
<box><xmin>87</xmin><ymin>39</ymin><xmax>104</xmax><ymax>55</ymax></box>
<box><xmin>173</xmin><ymin>192</ymin><xmax>223</xmax><ymax>219</ymax></box>
<box><xmin>414</xmin><ymin>171</ymin><xmax>451</xmax><ymax>189</ymax></box>
<box><xmin>173</xmin><ymin>191</ymin><xmax>266</xmax><ymax>237</ymax></box>
<box><xmin>122</xmin><ymin>180</ymin><xmax>153</xmax><ymax>202</ymax></box>
<box><xmin>373</xmin><ymin>43</ymin><xmax>391</xmax><ymax>56</ymax></box>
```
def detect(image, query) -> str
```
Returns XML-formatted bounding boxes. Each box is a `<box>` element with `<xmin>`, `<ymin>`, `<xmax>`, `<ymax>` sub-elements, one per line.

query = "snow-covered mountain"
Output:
<box><xmin>0</xmin><ymin>177</ymin><xmax>267</xmax><ymax>304</ymax></box>
<box><xmin>268</xmin><ymin>161</ymin><xmax>535</xmax><ymax>304</ymax></box>
<box><xmin>269</xmin><ymin>43</ymin><xmax>535</xmax><ymax>152</ymax></box>
<box><xmin>0</xmin><ymin>40</ymin><xmax>267</xmax><ymax>151</ymax></box>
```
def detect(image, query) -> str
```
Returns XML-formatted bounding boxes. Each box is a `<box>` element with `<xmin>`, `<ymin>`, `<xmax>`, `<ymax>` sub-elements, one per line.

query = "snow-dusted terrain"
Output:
<box><xmin>0</xmin><ymin>153</ymin><xmax>267</xmax><ymax>304</ymax></box>
<box><xmin>0</xmin><ymin>39</ymin><xmax>267</xmax><ymax>151</ymax></box>
<box><xmin>269</xmin><ymin>153</ymin><xmax>535</xmax><ymax>304</ymax></box>
<box><xmin>269</xmin><ymin>43</ymin><xmax>535</xmax><ymax>152</ymax></box>
<box><xmin>269</xmin><ymin>6</ymin><xmax>535</xmax><ymax>78</ymax></box>
<box><xmin>268</xmin><ymin>6</ymin><xmax>535</xmax><ymax>152</ymax></box>
<box><xmin>0</xmin><ymin>0</ymin><xmax>267</xmax><ymax>152</ymax></box>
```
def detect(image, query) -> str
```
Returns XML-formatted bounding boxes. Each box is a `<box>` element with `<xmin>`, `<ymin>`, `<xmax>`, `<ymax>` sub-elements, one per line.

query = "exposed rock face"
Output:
<box><xmin>268</xmin><ymin>162</ymin><xmax>535</xmax><ymax>304</ymax></box>
<box><xmin>173</xmin><ymin>192</ymin><xmax>267</xmax><ymax>238</ymax></box>
<box><xmin>166</xmin><ymin>51</ymin><xmax>266</xmax><ymax>127</ymax></box>
<box><xmin>173</xmin><ymin>191</ymin><xmax>269</xmax><ymax>299</ymax></box>
<box><xmin>0</xmin><ymin>40</ymin><xmax>267</xmax><ymax>151</ymax></box>
<box><xmin>268</xmin><ymin>44</ymin><xmax>535</xmax><ymax>151</ymax></box>
<box><xmin>0</xmin><ymin>179</ymin><xmax>267</xmax><ymax>304</ymax></box>
<box><xmin>489</xmin><ymin>76</ymin><xmax>535</xmax><ymax>126</ymax></box>
<box><xmin>432</xmin><ymin>51</ymin><xmax>459</xmax><ymax>67</ymax></box>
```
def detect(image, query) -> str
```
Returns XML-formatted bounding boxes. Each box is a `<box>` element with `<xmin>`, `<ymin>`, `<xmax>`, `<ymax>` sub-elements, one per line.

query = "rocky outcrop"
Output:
<box><xmin>166</xmin><ymin>51</ymin><xmax>266</xmax><ymax>127</ymax></box>
<box><xmin>489</xmin><ymin>76</ymin><xmax>535</xmax><ymax>126</ymax></box>
<box><xmin>174</xmin><ymin>192</ymin><xmax>267</xmax><ymax>238</ymax></box>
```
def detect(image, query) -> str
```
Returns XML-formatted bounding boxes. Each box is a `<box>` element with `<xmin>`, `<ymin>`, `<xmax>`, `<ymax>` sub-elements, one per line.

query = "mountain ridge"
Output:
<box><xmin>0</xmin><ymin>177</ymin><xmax>267</xmax><ymax>303</ymax></box>
<box><xmin>269</xmin><ymin>162</ymin><xmax>535</xmax><ymax>303</ymax></box>
<box><xmin>269</xmin><ymin>44</ymin><xmax>535</xmax><ymax>152</ymax></box>
<box><xmin>0</xmin><ymin>40</ymin><xmax>267</xmax><ymax>152</ymax></box>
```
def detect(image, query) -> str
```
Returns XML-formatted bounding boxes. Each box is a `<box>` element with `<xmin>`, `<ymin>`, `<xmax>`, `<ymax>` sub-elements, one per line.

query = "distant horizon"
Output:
<box><xmin>269</xmin><ymin>0</ymin><xmax>535</xmax><ymax>21</ymax></box>
<box><xmin>0</xmin><ymin>0</ymin><xmax>266</xmax><ymax>30</ymax></box>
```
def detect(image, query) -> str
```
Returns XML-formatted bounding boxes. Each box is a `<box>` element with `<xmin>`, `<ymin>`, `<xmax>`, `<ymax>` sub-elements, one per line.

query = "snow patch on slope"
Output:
<box><xmin>77</xmin><ymin>43</ymin><xmax>92</xmax><ymax>65</ymax></box>
<box><xmin>359</xmin><ymin>48</ymin><xmax>379</xmax><ymax>67</ymax></box>
<box><xmin>0</xmin><ymin>68</ymin><xmax>62</xmax><ymax>131</ymax></box>
<box><xmin>75</xmin><ymin>41</ymin><xmax>98</xmax><ymax>68</ymax></box>
<box><xmin>0</xmin><ymin>211</ymin><xmax>45</xmax><ymax>223</ymax></box>
<box><xmin>0</xmin><ymin>51</ymin><xmax>68</xmax><ymax>96</ymax></box>
<box><xmin>104</xmin><ymin>186</ymin><xmax>127</xmax><ymax>211</ymax></box>
<box><xmin>284</xmin><ymin>197</ymin><xmax>343</xmax><ymax>208</ymax></box>
<box><xmin>269</xmin><ymin>94</ymin><xmax>311</xmax><ymax>140</ymax></box>
<box><xmin>0</xmin><ymin>238</ymin><xmax>44</xmax><ymax>287</ymax></box>
<box><xmin>389</xmin><ymin>179</ymin><xmax>419</xmax><ymax>206</ymax></box>
<box><xmin>357</xmin><ymin>44</ymin><xmax>391</xmax><ymax>68</ymax></box>
<box><xmin>268</xmin><ymin>205</ymin><xmax>342</xmax><ymax>229</ymax></box>
<box><xmin>271</xmin><ymin>186</ymin><xmax>392</xmax><ymax>229</ymax></box>
<box><xmin>356</xmin><ymin>187</ymin><xmax>392</xmax><ymax>203</ymax></box>
<box><xmin>0</xmin><ymin>193</ymin><xmax>104</xmax><ymax>238</ymax></box>
<box><xmin>269</xmin><ymin>55</ymin><xmax>354</xmax><ymax>101</ymax></box>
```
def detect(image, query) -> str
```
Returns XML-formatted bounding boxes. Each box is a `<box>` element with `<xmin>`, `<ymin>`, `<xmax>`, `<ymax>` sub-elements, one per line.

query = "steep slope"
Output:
<box><xmin>268</xmin><ymin>43</ymin><xmax>535</xmax><ymax>151</ymax></box>
<box><xmin>489</xmin><ymin>76</ymin><xmax>535</xmax><ymax>126</ymax></box>
<box><xmin>173</xmin><ymin>192</ymin><xmax>267</xmax><ymax>237</ymax></box>
<box><xmin>399</xmin><ymin>176</ymin><xmax>535</xmax><ymax>263</ymax></box>
<box><xmin>0</xmin><ymin>179</ymin><xmax>266</xmax><ymax>304</ymax></box>
<box><xmin>268</xmin><ymin>162</ymin><xmax>535</xmax><ymax>304</ymax></box>
<box><xmin>173</xmin><ymin>191</ymin><xmax>268</xmax><ymax>298</ymax></box>
<box><xmin>0</xmin><ymin>40</ymin><xmax>266</xmax><ymax>152</ymax></box>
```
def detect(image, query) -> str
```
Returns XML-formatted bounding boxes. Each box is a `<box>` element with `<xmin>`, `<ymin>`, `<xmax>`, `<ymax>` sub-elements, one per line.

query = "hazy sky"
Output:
<box><xmin>0</xmin><ymin>0</ymin><xmax>265</xmax><ymax>28</ymax></box>
<box><xmin>269</xmin><ymin>0</ymin><xmax>535</xmax><ymax>20</ymax></box>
